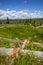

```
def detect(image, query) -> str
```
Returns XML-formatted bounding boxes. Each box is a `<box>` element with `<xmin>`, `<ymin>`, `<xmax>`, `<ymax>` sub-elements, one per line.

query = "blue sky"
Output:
<box><xmin>0</xmin><ymin>0</ymin><xmax>43</xmax><ymax>19</ymax></box>
<box><xmin>0</xmin><ymin>0</ymin><xmax>43</xmax><ymax>11</ymax></box>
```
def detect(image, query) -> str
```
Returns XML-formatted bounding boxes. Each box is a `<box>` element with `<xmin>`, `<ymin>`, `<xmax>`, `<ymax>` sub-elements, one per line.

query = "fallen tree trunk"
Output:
<box><xmin>22</xmin><ymin>49</ymin><xmax>43</xmax><ymax>57</ymax></box>
<box><xmin>0</xmin><ymin>48</ymin><xmax>43</xmax><ymax>58</ymax></box>
<box><xmin>0</xmin><ymin>48</ymin><xmax>13</xmax><ymax>56</ymax></box>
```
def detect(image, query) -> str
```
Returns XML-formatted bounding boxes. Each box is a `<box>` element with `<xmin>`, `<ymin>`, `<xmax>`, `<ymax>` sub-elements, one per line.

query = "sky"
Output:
<box><xmin>0</xmin><ymin>0</ymin><xmax>43</xmax><ymax>19</ymax></box>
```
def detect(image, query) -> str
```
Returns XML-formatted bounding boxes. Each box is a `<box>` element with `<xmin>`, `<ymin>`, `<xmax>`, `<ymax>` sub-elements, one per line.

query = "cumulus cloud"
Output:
<box><xmin>0</xmin><ymin>9</ymin><xmax>43</xmax><ymax>19</ymax></box>
<box><xmin>30</xmin><ymin>11</ymin><xmax>43</xmax><ymax>18</ymax></box>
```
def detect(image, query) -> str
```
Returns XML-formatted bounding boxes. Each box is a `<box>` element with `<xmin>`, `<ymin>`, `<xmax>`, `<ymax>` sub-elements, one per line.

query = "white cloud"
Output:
<box><xmin>0</xmin><ymin>9</ymin><xmax>43</xmax><ymax>19</ymax></box>
<box><xmin>30</xmin><ymin>11</ymin><xmax>43</xmax><ymax>18</ymax></box>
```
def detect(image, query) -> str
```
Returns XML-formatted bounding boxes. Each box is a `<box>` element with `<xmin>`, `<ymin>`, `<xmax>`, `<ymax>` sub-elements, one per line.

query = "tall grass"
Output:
<box><xmin>25</xmin><ymin>44</ymin><xmax>43</xmax><ymax>51</ymax></box>
<box><xmin>14</xmin><ymin>52</ymin><xmax>43</xmax><ymax>65</ymax></box>
<box><xmin>0</xmin><ymin>24</ymin><xmax>43</xmax><ymax>43</ymax></box>
<box><xmin>0</xmin><ymin>52</ymin><xmax>43</xmax><ymax>65</ymax></box>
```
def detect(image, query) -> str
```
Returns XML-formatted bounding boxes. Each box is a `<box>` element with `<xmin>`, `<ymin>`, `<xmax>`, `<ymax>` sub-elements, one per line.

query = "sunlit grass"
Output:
<box><xmin>25</xmin><ymin>44</ymin><xmax>43</xmax><ymax>51</ymax></box>
<box><xmin>0</xmin><ymin>52</ymin><xmax>43</xmax><ymax>65</ymax></box>
<box><xmin>0</xmin><ymin>24</ymin><xmax>43</xmax><ymax>43</ymax></box>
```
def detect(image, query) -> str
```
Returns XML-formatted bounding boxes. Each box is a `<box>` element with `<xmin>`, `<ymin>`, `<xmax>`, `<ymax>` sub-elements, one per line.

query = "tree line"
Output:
<box><xmin>0</xmin><ymin>17</ymin><xmax>43</xmax><ymax>27</ymax></box>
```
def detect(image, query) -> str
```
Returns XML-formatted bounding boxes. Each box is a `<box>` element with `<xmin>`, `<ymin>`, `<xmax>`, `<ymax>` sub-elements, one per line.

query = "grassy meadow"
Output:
<box><xmin>0</xmin><ymin>52</ymin><xmax>43</xmax><ymax>65</ymax></box>
<box><xmin>25</xmin><ymin>43</ymin><xmax>43</xmax><ymax>51</ymax></box>
<box><xmin>0</xmin><ymin>19</ymin><xmax>43</xmax><ymax>65</ymax></box>
<box><xmin>0</xmin><ymin>24</ymin><xmax>43</xmax><ymax>43</ymax></box>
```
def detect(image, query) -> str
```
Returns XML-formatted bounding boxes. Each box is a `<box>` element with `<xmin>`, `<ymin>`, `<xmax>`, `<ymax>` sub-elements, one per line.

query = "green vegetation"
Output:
<box><xmin>25</xmin><ymin>44</ymin><xmax>43</xmax><ymax>51</ymax></box>
<box><xmin>6</xmin><ymin>17</ymin><xmax>10</xmax><ymax>24</ymax></box>
<box><xmin>0</xmin><ymin>24</ymin><xmax>43</xmax><ymax>43</ymax></box>
<box><xmin>0</xmin><ymin>18</ymin><xmax>43</xmax><ymax>65</ymax></box>
<box><xmin>0</xmin><ymin>52</ymin><xmax>43</xmax><ymax>65</ymax></box>
<box><xmin>14</xmin><ymin>52</ymin><xmax>43</xmax><ymax>65</ymax></box>
<box><xmin>0</xmin><ymin>40</ymin><xmax>14</xmax><ymax>47</ymax></box>
<box><xmin>0</xmin><ymin>55</ymin><xmax>10</xmax><ymax>65</ymax></box>
<box><xmin>0</xmin><ymin>40</ymin><xmax>20</xmax><ymax>48</ymax></box>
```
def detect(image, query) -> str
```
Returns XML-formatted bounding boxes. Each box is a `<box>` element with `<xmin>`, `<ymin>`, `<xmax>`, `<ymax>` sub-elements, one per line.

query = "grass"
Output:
<box><xmin>24</xmin><ymin>44</ymin><xmax>43</xmax><ymax>51</ymax></box>
<box><xmin>14</xmin><ymin>52</ymin><xmax>43</xmax><ymax>65</ymax></box>
<box><xmin>0</xmin><ymin>24</ymin><xmax>43</xmax><ymax>65</ymax></box>
<box><xmin>0</xmin><ymin>52</ymin><xmax>43</xmax><ymax>65</ymax></box>
<box><xmin>0</xmin><ymin>40</ymin><xmax>21</xmax><ymax>48</ymax></box>
<box><xmin>0</xmin><ymin>24</ymin><xmax>43</xmax><ymax>43</ymax></box>
<box><xmin>0</xmin><ymin>40</ymin><xmax>14</xmax><ymax>47</ymax></box>
<box><xmin>0</xmin><ymin>55</ymin><xmax>10</xmax><ymax>65</ymax></box>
